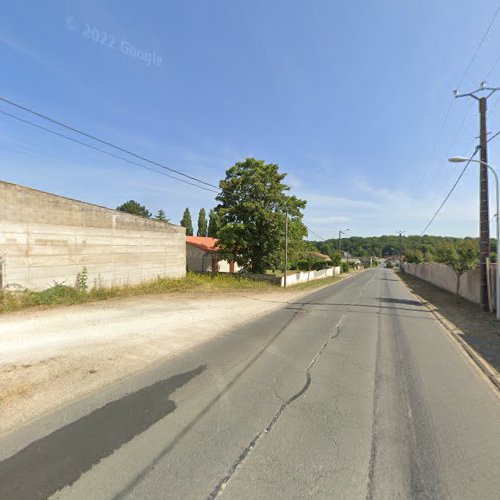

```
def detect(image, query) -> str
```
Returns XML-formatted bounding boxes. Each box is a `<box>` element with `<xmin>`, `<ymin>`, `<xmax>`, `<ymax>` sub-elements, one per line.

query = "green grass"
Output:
<box><xmin>0</xmin><ymin>272</ymin><xmax>275</xmax><ymax>314</ymax></box>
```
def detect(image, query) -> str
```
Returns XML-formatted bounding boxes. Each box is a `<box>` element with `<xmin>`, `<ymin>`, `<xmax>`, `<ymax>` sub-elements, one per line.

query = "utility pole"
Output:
<box><xmin>284</xmin><ymin>209</ymin><xmax>288</xmax><ymax>288</ymax></box>
<box><xmin>396</xmin><ymin>230</ymin><xmax>405</xmax><ymax>259</ymax></box>
<box><xmin>338</xmin><ymin>228</ymin><xmax>349</xmax><ymax>271</ymax></box>
<box><xmin>455</xmin><ymin>83</ymin><xmax>500</xmax><ymax>311</ymax></box>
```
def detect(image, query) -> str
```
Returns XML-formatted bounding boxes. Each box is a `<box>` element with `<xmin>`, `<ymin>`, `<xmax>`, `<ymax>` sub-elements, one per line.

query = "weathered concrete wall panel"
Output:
<box><xmin>402</xmin><ymin>261</ymin><xmax>496</xmax><ymax>306</ymax></box>
<box><xmin>0</xmin><ymin>181</ymin><xmax>186</xmax><ymax>290</ymax></box>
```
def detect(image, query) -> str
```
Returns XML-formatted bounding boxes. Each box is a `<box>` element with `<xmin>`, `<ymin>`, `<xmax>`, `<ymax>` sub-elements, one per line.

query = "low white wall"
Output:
<box><xmin>281</xmin><ymin>266</ymin><xmax>341</xmax><ymax>287</ymax></box>
<box><xmin>402</xmin><ymin>261</ymin><xmax>497</xmax><ymax>306</ymax></box>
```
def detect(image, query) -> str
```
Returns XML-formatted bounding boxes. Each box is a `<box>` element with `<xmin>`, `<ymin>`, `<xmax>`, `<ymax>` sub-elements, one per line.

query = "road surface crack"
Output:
<box><xmin>207</xmin><ymin>273</ymin><xmax>374</xmax><ymax>499</ymax></box>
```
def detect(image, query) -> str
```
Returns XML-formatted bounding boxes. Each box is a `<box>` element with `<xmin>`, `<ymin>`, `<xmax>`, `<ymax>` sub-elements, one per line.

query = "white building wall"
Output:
<box><xmin>186</xmin><ymin>245</ymin><xmax>212</xmax><ymax>272</ymax></box>
<box><xmin>186</xmin><ymin>244</ymin><xmax>240</xmax><ymax>273</ymax></box>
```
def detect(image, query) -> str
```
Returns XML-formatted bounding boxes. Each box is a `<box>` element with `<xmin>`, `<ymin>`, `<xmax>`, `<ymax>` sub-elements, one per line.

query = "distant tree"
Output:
<box><xmin>405</xmin><ymin>249</ymin><xmax>424</xmax><ymax>264</ymax></box>
<box><xmin>207</xmin><ymin>209</ymin><xmax>221</xmax><ymax>237</ymax></box>
<box><xmin>216</xmin><ymin>158</ymin><xmax>307</xmax><ymax>273</ymax></box>
<box><xmin>155</xmin><ymin>209</ymin><xmax>170</xmax><ymax>223</ymax></box>
<box><xmin>197</xmin><ymin>208</ymin><xmax>208</xmax><ymax>236</ymax></box>
<box><xmin>330</xmin><ymin>251</ymin><xmax>342</xmax><ymax>267</ymax></box>
<box><xmin>116</xmin><ymin>200</ymin><xmax>151</xmax><ymax>218</ymax></box>
<box><xmin>180</xmin><ymin>207</ymin><xmax>193</xmax><ymax>236</ymax></box>
<box><xmin>435</xmin><ymin>241</ymin><xmax>479</xmax><ymax>303</ymax></box>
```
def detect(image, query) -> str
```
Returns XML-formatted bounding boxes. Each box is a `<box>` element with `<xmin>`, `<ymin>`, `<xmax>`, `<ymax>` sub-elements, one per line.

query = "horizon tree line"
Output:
<box><xmin>116</xmin><ymin>201</ymin><xmax>221</xmax><ymax>238</ymax></box>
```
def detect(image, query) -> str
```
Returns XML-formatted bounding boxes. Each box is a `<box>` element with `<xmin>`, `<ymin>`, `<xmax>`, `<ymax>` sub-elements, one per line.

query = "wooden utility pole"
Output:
<box><xmin>479</xmin><ymin>97</ymin><xmax>490</xmax><ymax>311</ymax></box>
<box><xmin>396</xmin><ymin>230</ymin><xmax>405</xmax><ymax>259</ymax></box>
<box><xmin>455</xmin><ymin>84</ymin><xmax>500</xmax><ymax>311</ymax></box>
<box><xmin>284</xmin><ymin>210</ymin><xmax>288</xmax><ymax>288</ymax></box>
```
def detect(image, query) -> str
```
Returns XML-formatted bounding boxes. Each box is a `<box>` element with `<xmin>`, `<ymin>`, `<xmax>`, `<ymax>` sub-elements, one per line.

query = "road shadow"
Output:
<box><xmin>398</xmin><ymin>272</ymin><xmax>500</xmax><ymax>373</ymax></box>
<box><xmin>378</xmin><ymin>297</ymin><xmax>423</xmax><ymax>307</ymax></box>
<box><xmin>288</xmin><ymin>301</ymin><xmax>426</xmax><ymax>314</ymax></box>
<box><xmin>0</xmin><ymin>365</ymin><xmax>206</xmax><ymax>500</ymax></box>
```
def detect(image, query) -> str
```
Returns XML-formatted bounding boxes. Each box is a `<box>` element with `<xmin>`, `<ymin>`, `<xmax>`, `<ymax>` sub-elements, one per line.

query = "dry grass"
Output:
<box><xmin>0</xmin><ymin>272</ymin><xmax>275</xmax><ymax>315</ymax></box>
<box><xmin>0</xmin><ymin>271</ymin><xmax>356</xmax><ymax>315</ymax></box>
<box><xmin>0</xmin><ymin>381</ymin><xmax>31</xmax><ymax>406</ymax></box>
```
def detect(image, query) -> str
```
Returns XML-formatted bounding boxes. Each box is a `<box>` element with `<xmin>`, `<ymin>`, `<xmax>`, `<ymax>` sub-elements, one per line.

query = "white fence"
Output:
<box><xmin>280</xmin><ymin>266</ymin><xmax>341</xmax><ymax>287</ymax></box>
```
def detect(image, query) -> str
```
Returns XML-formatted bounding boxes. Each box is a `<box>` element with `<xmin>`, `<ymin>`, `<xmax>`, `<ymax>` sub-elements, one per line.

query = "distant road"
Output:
<box><xmin>0</xmin><ymin>267</ymin><xmax>499</xmax><ymax>499</ymax></box>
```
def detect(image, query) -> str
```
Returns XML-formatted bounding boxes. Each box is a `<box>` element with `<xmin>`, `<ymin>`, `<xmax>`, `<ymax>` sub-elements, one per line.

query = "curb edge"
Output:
<box><xmin>397</xmin><ymin>272</ymin><xmax>500</xmax><ymax>393</ymax></box>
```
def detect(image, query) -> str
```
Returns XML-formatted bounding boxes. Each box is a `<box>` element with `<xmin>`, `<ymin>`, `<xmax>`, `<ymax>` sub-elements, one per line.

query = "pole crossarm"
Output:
<box><xmin>454</xmin><ymin>83</ymin><xmax>500</xmax><ymax>100</ymax></box>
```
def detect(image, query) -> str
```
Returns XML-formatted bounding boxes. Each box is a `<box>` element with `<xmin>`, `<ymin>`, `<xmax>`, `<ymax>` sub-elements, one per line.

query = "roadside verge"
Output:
<box><xmin>397</xmin><ymin>271</ymin><xmax>500</xmax><ymax>392</ymax></box>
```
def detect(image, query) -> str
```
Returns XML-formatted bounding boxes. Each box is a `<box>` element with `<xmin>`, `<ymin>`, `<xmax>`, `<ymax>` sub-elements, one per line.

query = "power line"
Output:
<box><xmin>0</xmin><ymin>96</ymin><xmax>219</xmax><ymax>189</ymax></box>
<box><xmin>0</xmin><ymin>110</ymin><xmax>219</xmax><ymax>194</ymax></box>
<box><xmin>421</xmin><ymin>126</ymin><xmax>500</xmax><ymax>235</ymax></box>
<box><xmin>2</xmin><ymin>107</ymin><xmax>327</xmax><ymax>233</ymax></box>
<box><xmin>420</xmin><ymin>147</ymin><xmax>479</xmax><ymax>235</ymax></box>
<box><xmin>415</xmin><ymin>99</ymin><xmax>455</xmax><ymax>199</ymax></box>
<box><xmin>487</xmin><ymin>128</ymin><xmax>500</xmax><ymax>143</ymax></box>
<box><xmin>305</xmin><ymin>226</ymin><xmax>326</xmax><ymax>241</ymax></box>
<box><xmin>415</xmin><ymin>3</ymin><xmax>500</xmax><ymax>200</ymax></box>
<box><xmin>456</xmin><ymin>2</ymin><xmax>500</xmax><ymax>90</ymax></box>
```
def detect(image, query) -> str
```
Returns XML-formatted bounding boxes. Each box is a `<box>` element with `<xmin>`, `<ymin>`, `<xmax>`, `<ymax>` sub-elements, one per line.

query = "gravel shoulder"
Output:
<box><xmin>0</xmin><ymin>279</ymin><xmax>353</xmax><ymax>436</ymax></box>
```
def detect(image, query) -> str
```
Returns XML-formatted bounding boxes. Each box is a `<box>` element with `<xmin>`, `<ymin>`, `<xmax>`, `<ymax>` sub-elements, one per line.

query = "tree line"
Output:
<box><xmin>313</xmin><ymin>234</ymin><xmax>497</xmax><ymax>262</ymax></box>
<box><xmin>115</xmin><ymin>201</ymin><xmax>221</xmax><ymax>237</ymax></box>
<box><xmin>115</xmin><ymin>158</ymin><xmax>494</xmax><ymax>275</ymax></box>
<box><xmin>179</xmin><ymin>207</ymin><xmax>221</xmax><ymax>237</ymax></box>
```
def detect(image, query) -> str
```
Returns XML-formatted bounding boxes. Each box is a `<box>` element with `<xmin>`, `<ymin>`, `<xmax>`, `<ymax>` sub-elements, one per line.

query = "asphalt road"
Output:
<box><xmin>0</xmin><ymin>267</ymin><xmax>499</xmax><ymax>499</ymax></box>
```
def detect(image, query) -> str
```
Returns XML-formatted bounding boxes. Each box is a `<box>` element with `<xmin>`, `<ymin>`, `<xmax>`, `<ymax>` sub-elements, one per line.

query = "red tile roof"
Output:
<box><xmin>309</xmin><ymin>252</ymin><xmax>331</xmax><ymax>261</ymax></box>
<box><xmin>186</xmin><ymin>236</ymin><xmax>220</xmax><ymax>253</ymax></box>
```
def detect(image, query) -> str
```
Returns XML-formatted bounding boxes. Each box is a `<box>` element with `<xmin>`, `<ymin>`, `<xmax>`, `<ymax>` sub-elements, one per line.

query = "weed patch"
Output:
<box><xmin>0</xmin><ymin>273</ymin><xmax>275</xmax><ymax>314</ymax></box>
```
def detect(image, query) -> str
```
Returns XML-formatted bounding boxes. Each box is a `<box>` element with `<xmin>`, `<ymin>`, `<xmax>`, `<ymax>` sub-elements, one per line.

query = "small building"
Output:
<box><xmin>186</xmin><ymin>236</ymin><xmax>239</xmax><ymax>273</ymax></box>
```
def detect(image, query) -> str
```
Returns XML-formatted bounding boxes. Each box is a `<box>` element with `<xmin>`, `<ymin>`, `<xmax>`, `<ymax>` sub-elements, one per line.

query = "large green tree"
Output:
<box><xmin>116</xmin><ymin>200</ymin><xmax>151</xmax><ymax>218</ymax></box>
<box><xmin>180</xmin><ymin>207</ymin><xmax>193</xmax><ymax>236</ymax></box>
<box><xmin>216</xmin><ymin>158</ymin><xmax>307</xmax><ymax>273</ymax></box>
<box><xmin>207</xmin><ymin>209</ymin><xmax>221</xmax><ymax>237</ymax></box>
<box><xmin>197</xmin><ymin>208</ymin><xmax>208</xmax><ymax>236</ymax></box>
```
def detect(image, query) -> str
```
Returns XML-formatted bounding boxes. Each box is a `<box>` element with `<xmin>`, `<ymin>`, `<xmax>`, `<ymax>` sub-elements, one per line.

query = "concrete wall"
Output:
<box><xmin>402</xmin><ymin>261</ymin><xmax>497</xmax><ymax>306</ymax></box>
<box><xmin>0</xmin><ymin>181</ymin><xmax>186</xmax><ymax>290</ymax></box>
<box><xmin>186</xmin><ymin>245</ymin><xmax>212</xmax><ymax>272</ymax></box>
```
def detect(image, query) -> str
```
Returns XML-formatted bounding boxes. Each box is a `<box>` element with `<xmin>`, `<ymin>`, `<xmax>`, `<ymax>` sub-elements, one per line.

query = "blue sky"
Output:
<box><xmin>2</xmin><ymin>1</ymin><xmax>500</xmax><ymax>239</ymax></box>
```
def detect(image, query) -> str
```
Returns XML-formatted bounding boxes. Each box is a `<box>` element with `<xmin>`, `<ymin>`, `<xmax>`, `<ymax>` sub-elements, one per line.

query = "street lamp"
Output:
<box><xmin>339</xmin><ymin>228</ymin><xmax>350</xmax><ymax>270</ymax></box>
<box><xmin>448</xmin><ymin>156</ymin><xmax>500</xmax><ymax>320</ymax></box>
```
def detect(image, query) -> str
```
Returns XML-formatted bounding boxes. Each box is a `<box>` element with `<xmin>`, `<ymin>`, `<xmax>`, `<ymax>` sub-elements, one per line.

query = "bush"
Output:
<box><xmin>312</xmin><ymin>260</ymin><xmax>331</xmax><ymax>271</ymax></box>
<box><xmin>296</xmin><ymin>260</ymin><xmax>311</xmax><ymax>271</ymax></box>
<box><xmin>330</xmin><ymin>252</ymin><xmax>342</xmax><ymax>267</ymax></box>
<box><xmin>341</xmin><ymin>262</ymin><xmax>349</xmax><ymax>273</ymax></box>
<box><xmin>35</xmin><ymin>283</ymin><xmax>81</xmax><ymax>305</ymax></box>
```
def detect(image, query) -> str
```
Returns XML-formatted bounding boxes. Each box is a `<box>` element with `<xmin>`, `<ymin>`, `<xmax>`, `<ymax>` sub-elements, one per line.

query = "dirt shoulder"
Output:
<box><xmin>398</xmin><ymin>271</ymin><xmax>500</xmax><ymax>377</ymax></box>
<box><xmin>0</xmin><ymin>274</ymin><xmax>360</xmax><ymax>436</ymax></box>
